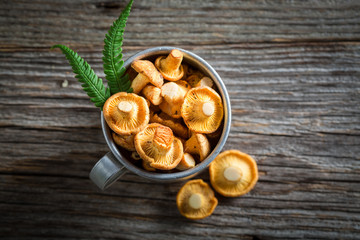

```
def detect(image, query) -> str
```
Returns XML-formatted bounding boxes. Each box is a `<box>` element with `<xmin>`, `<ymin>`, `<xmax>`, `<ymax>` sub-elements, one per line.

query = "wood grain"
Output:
<box><xmin>0</xmin><ymin>0</ymin><xmax>360</xmax><ymax>239</ymax></box>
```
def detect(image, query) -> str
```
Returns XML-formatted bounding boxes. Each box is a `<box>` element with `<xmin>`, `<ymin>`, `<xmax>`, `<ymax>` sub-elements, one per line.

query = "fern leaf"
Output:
<box><xmin>51</xmin><ymin>44</ymin><xmax>110</xmax><ymax>109</ymax></box>
<box><xmin>103</xmin><ymin>0</ymin><xmax>133</xmax><ymax>95</ymax></box>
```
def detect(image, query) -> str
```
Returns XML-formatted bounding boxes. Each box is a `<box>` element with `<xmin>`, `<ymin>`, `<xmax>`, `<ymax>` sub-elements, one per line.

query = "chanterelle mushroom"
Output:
<box><xmin>159</xmin><ymin>80</ymin><xmax>191</xmax><ymax>119</ymax></box>
<box><xmin>150</xmin><ymin>112</ymin><xmax>189</xmax><ymax>139</ymax></box>
<box><xmin>135</xmin><ymin>123</ymin><xmax>183</xmax><ymax>170</ymax></box>
<box><xmin>131</xmin><ymin>60</ymin><xmax>163</xmax><ymax>94</ymax></box>
<box><xmin>112</xmin><ymin>132</ymin><xmax>135</xmax><ymax>151</ymax></box>
<box><xmin>209</xmin><ymin>150</ymin><xmax>259</xmax><ymax>197</ymax></box>
<box><xmin>176</xmin><ymin>153</ymin><xmax>196</xmax><ymax>171</ymax></box>
<box><xmin>184</xmin><ymin>133</ymin><xmax>210</xmax><ymax>162</ymax></box>
<box><xmin>103</xmin><ymin>92</ymin><xmax>150</xmax><ymax>135</ymax></box>
<box><xmin>181</xmin><ymin>86</ymin><xmax>224</xmax><ymax>134</ymax></box>
<box><xmin>155</xmin><ymin>49</ymin><xmax>184</xmax><ymax>81</ymax></box>
<box><xmin>142</xmin><ymin>85</ymin><xmax>163</xmax><ymax>105</ymax></box>
<box><xmin>177</xmin><ymin>179</ymin><xmax>218</xmax><ymax>220</ymax></box>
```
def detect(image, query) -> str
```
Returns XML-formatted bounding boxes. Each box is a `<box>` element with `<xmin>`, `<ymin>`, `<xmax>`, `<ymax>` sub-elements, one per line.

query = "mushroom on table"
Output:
<box><xmin>177</xmin><ymin>179</ymin><xmax>218</xmax><ymax>220</ymax></box>
<box><xmin>209</xmin><ymin>150</ymin><xmax>259</xmax><ymax>197</ymax></box>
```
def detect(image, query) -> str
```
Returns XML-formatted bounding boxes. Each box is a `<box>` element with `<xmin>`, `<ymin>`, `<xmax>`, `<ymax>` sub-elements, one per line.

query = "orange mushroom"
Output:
<box><xmin>184</xmin><ymin>133</ymin><xmax>211</xmax><ymax>162</ymax></box>
<box><xmin>209</xmin><ymin>150</ymin><xmax>259</xmax><ymax>197</ymax></box>
<box><xmin>176</xmin><ymin>153</ymin><xmax>196</xmax><ymax>171</ymax></box>
<box><xmin>155</xmin><ymin>49</ymin><xmax>184</xmax><ymax>81</ymax></box>
<box><xmin>112</xmin><ymin>132</ymin><xmax>135</xmax><ymax>151</ymax></box>
<box><xmin>142</xmin><ymin>84</ymin><xmax>163</xmax><ymax>105</ymax></box>
<box><xmin>103</xmin><ymin>92</ymin><xmax>150</xmax><ymax>135</ymax></box>
<box><xmin>131</xmin><ymin>60</ymin><xmax>163</xmax><ymax>94</ymax></box>
<box><xmin>177</xmin><ymin>179</ymin><xmax>218</xmax><ymax>220</ymax></box>
<box><xmin>181</xmin><ymin>86</ymin><xmax>223</xmax><ymax>134</ymax></box>
<box><xmin>150</xmin><ymin>112</ymin><xmax>189</xmax><ymax>139</ymax></box>
<box><xmin>134</xmin><ymin>123</ymin><xmax>183</xmax><ymax>170</ymax></box>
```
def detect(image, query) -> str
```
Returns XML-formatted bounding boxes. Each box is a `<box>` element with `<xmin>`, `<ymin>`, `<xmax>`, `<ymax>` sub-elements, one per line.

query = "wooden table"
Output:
<box><xmin>1</xmin><ymin>0</ymin><xmax>359</xmax><ymax>239</ymax></box>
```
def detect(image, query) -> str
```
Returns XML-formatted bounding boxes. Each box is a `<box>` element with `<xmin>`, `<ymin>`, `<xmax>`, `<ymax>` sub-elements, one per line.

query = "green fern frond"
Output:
<box><xmin>51</xmin><ymin>44</ymin><xmax>110</xmax><ymax>109</ymax></box>
<box><xmin>103</xmin><ymin>0</ymin><xmax>133</xmax><ymax>95</ymax></box>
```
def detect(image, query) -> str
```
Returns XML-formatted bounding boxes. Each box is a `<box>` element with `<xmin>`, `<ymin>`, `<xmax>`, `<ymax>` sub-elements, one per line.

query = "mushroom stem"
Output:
<box><xmin>161</xmin><ymin>82</ymin><xmax>188</xmax><ymax>104</ymax></box>
<box><xmin>223</xmin><ymin>166</ymin><xmax>242</xmax><ymax>182</ymax></box>
<box><xmin>117</xmin><ymin>101</ymin><xmax>133</xmax><ymax>113</ymax></box>
<box><xmin>202</xmin><ymin>102</ymin><xmax>215</xmax><ymax>117</ymax></box>
<box><xmin>131</xmin><ymin>73</ymin><xmax>149</xmax><ymax>94</ymax></box>
<box><xmin>161</xmin><ymin>49</ymin><xmax>183</xmax><ymax>73</ymax></box>
<box><xmin>189</xmin><ymin>193</ymin><xmax>203</xmax><ymax>209</ymax></box>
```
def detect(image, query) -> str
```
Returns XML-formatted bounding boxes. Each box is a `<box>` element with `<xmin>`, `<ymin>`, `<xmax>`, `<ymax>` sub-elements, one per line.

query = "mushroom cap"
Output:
<box><xmin>209</xmin><ymin>150</ymin><xmax>259</xmax><ymax>197</ymax></box>
<box><xmin>177</xmin><ymin>179</ymin><xmax>218</xmax><ymax>220</ymax></box>
<box><xmin>181</xmin><ymin>87</ymin><xmax>224</xmax><ymax>134</ymax></box>
<box><xmin>103</xmin><ymin>92</ymin><xmax>150</xmax><ymax>135</ymax></box>
<box><xmin>131</xmin><ymin>60</ymin><xmax>163</xmax><ymax>88</ymax></box>
<box><xmin>131</xmin><ymin>151</ymin><xmax>142</xmax><ymax>161</ymax></box>
<box><xmin>142</xmin><ymin>160</ymin><xmax>156</xmax><ymax>172</ymax></box>
<box><xmin>161</xmin><ymin>80</ymin><xmax>190</xmax><ymax>104</ymax></box>
<box><xmin>159</xmin><ymin>100</ymin><xmax>182</xmax><ymax>119</ymax></box>
<box><xmin>142</xmin><ymin>84</ymin><xmax>163</xmax><ymax>105</ymax></box>
<box><xmin>134</xmin><ymin>123</ymin><xmax>183</xmax><ymax>170</ymax></box>
<box><xmin>184</xmin><ymin>133</ymin><xmax>211</xmax><ymax>162</ymax></box>
<box><xmin>195</xmin><ymin>77</ymin><xmax>214</xmax><ymax>88</ymax></box>
<box><xmin>176</xmin><ymin>153</ymin><xmax>196</xmax><ymax>171</ymax></box>
<box><xmin>186</xmin><ymin>74</ymin><xmax>201</xmax><ymax>88</ymax></box>
<box><xmin>112</xmin><ymin>132</ymin><xmax>135</xmax><ymax>151</ymax></box>
<box><xmin>150</xmin><ymin>112</ymin><xmax>189</xmax><ymax>139</ymax></box>
<box><xmin>155</xmin><ymin>49</ymin><xmax>184</xmax><ymax>81</ymax></box>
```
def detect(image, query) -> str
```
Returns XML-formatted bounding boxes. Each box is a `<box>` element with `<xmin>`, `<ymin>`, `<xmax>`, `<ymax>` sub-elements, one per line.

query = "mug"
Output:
<box><xmin>90</xmin><ymin>46</ymin><xmax>231</xmax><ymax>190</ymax></box>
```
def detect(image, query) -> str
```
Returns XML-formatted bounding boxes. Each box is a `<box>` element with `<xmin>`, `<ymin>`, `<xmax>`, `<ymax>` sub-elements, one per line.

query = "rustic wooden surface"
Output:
<box><xmin>1</xmin><ymin>0</ymin><xmax>360</xmax><ymax>239</ymax></box>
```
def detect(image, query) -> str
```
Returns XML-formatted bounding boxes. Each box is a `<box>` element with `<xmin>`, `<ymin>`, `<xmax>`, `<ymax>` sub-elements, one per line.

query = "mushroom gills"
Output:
<box><xmin>176</xmin><ymin>179</ymin><xmax>218</xmax><ymax>220</ymax></box>
<box><xmin>209</xmin><ymin>150</ymin><xmax>259</xmax><ymax>197</ymax></box>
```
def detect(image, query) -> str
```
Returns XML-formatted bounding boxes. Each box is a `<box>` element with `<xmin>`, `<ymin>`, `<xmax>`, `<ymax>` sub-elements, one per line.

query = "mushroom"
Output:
<box><xmin>103</xmin><ymin>92</ymin><xmax>150</xmax><ymax>135</ymax></box>
<box><xmin>176</xmin><ymin>179</ymin><xmax>218</xmax><ymax>220</ymax></box>
<box><xmin>195</xmin><ymin>77</ymin><xmax>214</xmax><ymax>88</ymax></box>
<box><xmin>181</xmin><ymin>86</ymin><xmax>224</xmax><ymax>134</ymax></box>
<box><xmin>159</xmin><ymin>80</ymin><xmax>191</xmax><ymax>119</ymax></box>
<box><xmin>176</xmin><ymin>153</ymin><xmax>196</xmax><ymax>171</ymax></box>
<box><xmin>209</xmin><ymin>150</ymin><xmax>259</xmax><ymax>197</ymax></box>
<box><xmin>186</xmin><ymin>74</ymin><xmax>201</xmax><ymax>88</ymax></box>
<box><xmin>142</xmin><ymin>84</ymin><xmax>163</xmax><ymax>105</ymax></box>
<box><xmin>131</xmin><ymin>151</ymin><xmax>141</xmax><ymax>161</ymax></box>
<box><xmin>161</xmin><ymin>81</ymin><xmax>190</xmax><ymax>104</ymax></box>
<box><xmin>184</xmin><ymin>133</ymin><xmax>210</xmax><ymax>162</ymax></box>
<box><xmin>181</xmin><ymin>64</ymin><xmax>189</xmax><ymax>80</ymax></box>
<box><xmin>135</xmin><ymin>123</ymin><xmax>183</xmax><ymax>170</ymax></box>
<box><xmin>150</xmin><ymin>112</ymin><xmax>189</xmax><ymax>139</ymax></box>
<box><xmin>142</xmin><ymin>160</ymin><xmax>156</xmax><ymax>172</ymax></box>
<box><xmin>131</xmin><ymin>60</ymin><xmax>163</xmax><ymax>94</ymax></box>
<box><xmin>112</xmin><ymin>132</ymin><xmax>135</xmax><ymax>151</ymax></box>
<box><xmin>159</xmin><ymin>101</ymin><xmax>182</xmax><ymax>119</ymax></box>
<box><xmin>155</xmin><ymin>49</ymin><xmax>184</xmax><ymax>81</ymax></box>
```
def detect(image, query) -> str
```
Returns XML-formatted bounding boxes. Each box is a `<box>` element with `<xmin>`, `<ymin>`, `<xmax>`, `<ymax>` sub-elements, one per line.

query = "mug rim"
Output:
<box><xmin>101</xmin><ymin>46</ymin><xmax>231</xmax><ymax>181</ymax></box>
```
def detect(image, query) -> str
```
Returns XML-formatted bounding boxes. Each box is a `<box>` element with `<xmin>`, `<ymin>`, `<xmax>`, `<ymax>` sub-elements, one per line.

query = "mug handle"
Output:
<box><xmin>89</xmin><ymin>152</ymin><xmax>128</xmax><ymax>190</ymax></box>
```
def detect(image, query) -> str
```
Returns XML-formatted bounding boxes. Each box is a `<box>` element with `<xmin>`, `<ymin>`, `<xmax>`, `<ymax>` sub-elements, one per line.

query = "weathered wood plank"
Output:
<box><xmin>1</xmin><ymin>41</ymin><xmax>359</xmax><ymax>239</ymax></box>
<box><xmin>0</xmin><ymin>0</ymin><xmax>360</xmax><ymax>48</ymax></box>
<box><xmin>1</xmin><ymin>0</ymin><xmax>360</xmax><ymax>239</ymax></box>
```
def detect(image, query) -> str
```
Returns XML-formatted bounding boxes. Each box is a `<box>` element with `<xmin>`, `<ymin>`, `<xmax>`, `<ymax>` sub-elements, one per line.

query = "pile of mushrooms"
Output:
<box><xmin>103</xmin><ymin>49</ymin><xmax>259</xmax><ymax>221</ymax></box>
<box><xmin>176</xmin><ymin>150</ymin><xmax>259</xmax><ymax>220</ymax></box>
<box><xmin>103</xmin><ymin>49</ymin><xmax>224</xmax><ymax>172</ymax></box>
